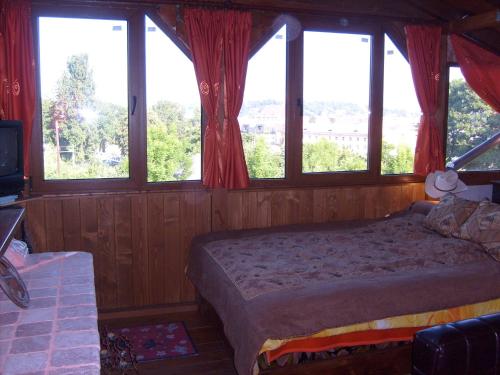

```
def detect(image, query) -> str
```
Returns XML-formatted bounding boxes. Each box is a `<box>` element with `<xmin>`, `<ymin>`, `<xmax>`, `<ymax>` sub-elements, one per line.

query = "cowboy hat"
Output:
<box><xmin>425</xmin><ymin>170</ymin><xmax>467</xmax><ymax>198</ymax></box>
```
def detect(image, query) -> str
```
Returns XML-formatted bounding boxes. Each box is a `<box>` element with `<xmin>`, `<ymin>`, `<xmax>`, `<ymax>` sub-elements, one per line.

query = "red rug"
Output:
<box><xmin>117</xmin><ymin>322</ymin><xmax>197</xmax><ymax>362</ymax></box>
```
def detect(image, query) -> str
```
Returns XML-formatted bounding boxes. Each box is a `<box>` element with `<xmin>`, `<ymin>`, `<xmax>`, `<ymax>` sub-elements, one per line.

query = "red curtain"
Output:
<box><xmin>0</xmin><ymin>0</ymin><xmax>35</xmax><ymax>176</ymax></box>
<box><xmin>185</xmin><ymin>8</ymin><xmax>225</xmax><ymax>188</ymax></box>
<box><xmin>451</xmin><ymin>35</ymin><xmax>500</xmax><ymax>113</ymax></box>
<box><xmin>222</xmin><ymin>11</ymin><xmax>251</xmax><ymax>189</ymax></box>
<box><xmin>185</xmin><ymin>8</ymin><xmax>251</xmax><ymax>189</ymax></box>
<box><xmin>405</xmin><ymin>25</ymin><xmax>444</xmax><ymax>176</ymax></box>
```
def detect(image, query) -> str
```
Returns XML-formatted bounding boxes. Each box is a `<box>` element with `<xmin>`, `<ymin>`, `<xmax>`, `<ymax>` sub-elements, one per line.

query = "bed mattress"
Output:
<box><xmin>187</xmin><ymin>210</ymin><xmax>500</xmax><ymax>375</ymax></box>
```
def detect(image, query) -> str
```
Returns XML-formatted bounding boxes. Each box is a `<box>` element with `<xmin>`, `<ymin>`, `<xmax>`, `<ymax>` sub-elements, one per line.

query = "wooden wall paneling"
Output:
<box><xmin>164</xmin><ymin>192</ymin><xmax>182</xmax><ymax>304</ymax></box>
<box><xmin>130</xmin><ymin>194</ymin><xmax>150</xmax><ymax>307</ymax></box>
<box><xmin>312</xmin><ymin>188</ymin><xmax>335</xmax><ymax>223</ymax></box>
<box><xmin>147</xmin><ymin>193</ymin><xmax>166</xmax><ymax>306</ymax></box>
<box><xmin>195</xmin><ymin>191</ymin><xmax>212</xmax><ymax>235</ymax></box>
<box><xmin>227</xmin><ymin>191</ymin><xmax>243</xmax><ymax>230</ymax></box>
<box><xmin>44</xmin><ymin>199</ymin><xmax>64</xmax><ymax>251</ymax></box>
<box><xmin>211</xmin><ymin>189</ymin><xmax>228</xmax><ymax>231</ymax></box>
<box><xmin>378</xmin><ymin>185</ymin><xmax>403</xmax><ymax>217</ymax></box>
<box><xmin>179</xmin><ymin>192</ymin><xmax>197</xmax><ymax>302</ymax></box>
<box><xmin>257</xmin><ymin>191</ymin><xmax>272</xmax><ymax>228</ymax></box>
<box><xmin>335</xmin><ymin>187</ymin><xmax>364</xmax><ymax>221</ymax></box>
<box><xmin>295</xmin><ymin>189</ymin><xmax>314</xmax><ymax>224</ymax></box>
<box><xmin>114</xmin><ymin>195</ymin><xmax>134</xmax><ymax>308</ymax></box>
<box><xmin>80</xmin><ymin>197</ymin><xmax>100</xmax><ymax>305</ymax></box>
<box><xmin>25</xmin><ymin>199</ymin><xmax>47</xmax><ymax>252</ymax></box>
<box><xmin>96</xmin><ymin>197</ymin><xmax>118</xmax><ymax>309</ymax></box>
<box><xmin>62</xmin><ymin>198</ymin><xmax>82</xmax><ymax>250</ymax></box>
<box><xmin>361</xmin><ymin>186</ymin><xmax>382</xmax><ymax>219</ymax></box>
<box><xmin>242</xmin><ymin>190</ymin><xmax>271</xmax><ymax>229</ymax></box>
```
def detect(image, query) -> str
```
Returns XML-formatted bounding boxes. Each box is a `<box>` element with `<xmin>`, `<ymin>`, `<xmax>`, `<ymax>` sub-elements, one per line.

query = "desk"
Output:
<box><xmin>0</xmin><ymin>252</ymin><xmax>100</xmax><ymax>374</ymax></box>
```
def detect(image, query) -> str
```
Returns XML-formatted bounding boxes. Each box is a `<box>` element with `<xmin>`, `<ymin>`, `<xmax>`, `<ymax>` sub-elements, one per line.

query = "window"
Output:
<box><xmin>145</xmin><ymin>16</ymin><xmax>201</xmax><ymax>182</ymax></box>
<box><xmin>381</xmin><ymin>34</ymin><xmax>420</xmax><ymax>175</ymax></box>
<box><xmin>302</xmin><ymin>31</ymin><xmax>371</xmax><ymax>173</ymax></box>
<box><xmin>240</xmin><ymin>26</ymin><xmax>286</xmax><ymax>179</ymax></box>
<box><xmin>447</xmin><ymin>67</ymin><xmax>500</xmax><ymax>171</ymax></box>
<box><xmin>39</xmin><ymin>17</ymin><xmax>129</xmax><ymax>180</ymax></box>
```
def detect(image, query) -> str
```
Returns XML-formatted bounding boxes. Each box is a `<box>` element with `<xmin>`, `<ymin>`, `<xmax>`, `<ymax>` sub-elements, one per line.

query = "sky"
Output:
<box><xmin>38</xmin><ymin>16</ymin><xmax>422</xmax><ymax>113</ymax></box>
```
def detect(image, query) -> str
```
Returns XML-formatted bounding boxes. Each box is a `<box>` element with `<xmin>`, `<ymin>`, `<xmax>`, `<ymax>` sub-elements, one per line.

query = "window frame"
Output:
<box><xmin>444</xmin><ymin>64</ymin><xmax>500</xmax><ymax>185</ymax></box>
<box><xmin>29</xmin><ymin>5</ymin><xmax>499</xmax><ymax>195</ymax></box>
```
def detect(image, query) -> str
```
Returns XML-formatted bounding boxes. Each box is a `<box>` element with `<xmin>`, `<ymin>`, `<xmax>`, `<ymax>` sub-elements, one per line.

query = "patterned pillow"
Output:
<box><xmin>423</xmin><ymin>194</ymin><xmax>479</xmax><ymax>237</ymax></box>
<box><xmin>459</xmin><ymin>200</ymin><xmax>500</xmax><ymax>261</ymax></box>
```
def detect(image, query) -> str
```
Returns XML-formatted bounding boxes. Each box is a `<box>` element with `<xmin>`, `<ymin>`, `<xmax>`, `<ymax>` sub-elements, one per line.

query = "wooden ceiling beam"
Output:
<box><xmin>449</xmin><ymin>9</ymin><xmax>500</xmax><ymax>33</ymax></box>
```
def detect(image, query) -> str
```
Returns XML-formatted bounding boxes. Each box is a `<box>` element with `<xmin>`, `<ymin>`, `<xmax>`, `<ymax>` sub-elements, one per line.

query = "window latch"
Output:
<box><xmin>131</xmin><ymin>95</ymin><xmax>137</xmax><ymax>115</ymax></box>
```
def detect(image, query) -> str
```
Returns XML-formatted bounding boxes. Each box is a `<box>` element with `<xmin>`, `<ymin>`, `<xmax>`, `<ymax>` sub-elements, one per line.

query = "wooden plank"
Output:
<box><xmin>25</xmin><ymin>199</ymin><xmax>47</xmax><ymax>252</ymax></box>
<box><xmin>44</xmin><ymin>199</ymin><xmax>64</xmax><ymax>251</ymax></box>
<box><xmin>147</xmin><ymin>193</ymin><xmax>166</xmax><ymax>306</ymax></box>
<box><xmin>80</xmin><ymin>197</ymin><xmax>99</xmax><ymax>304</ymax></box>
<box><xmin>211</xmin><ymin>189</ymin><xmax>228</xmax><ymax>231</ymax></box>
<box><xmin>164</xmin><ymin>193</ymin><xmax>182</xmax><ymax>304</ymax></box>
<box><xmin>335</xmin><ymin>187</ymin><xmax>365</xmax><ymax>220</ymax></box>
<box><xmin>449</xmin><ymin>10</ymin><xmax>500</xmax><ymax>33</ymax></box>
<box><xmin>227</xmin><ymin>192</ymin><xmax>243</xmax><ymax>230</ymax></box>
<box><xmin>114</xmin><ymin>195</ymin><xmax>134</xmax><ymax>308</ymax></box>
<box><xmin>62</xmin><ymin>198</ymin><xmax>81</xmax><ymax>250</ymax></box>
<box><xmin>361</xmin><ymin>186</ymin><xmax>381</xmax><ymax>219</ymax></box>
<box><xmin>256</xmin><ymin>191</ymin><xmax>272</xmax><ymax>228</ymax></box>
<box><xmin>131</xmin><ymin>194</ymin><xmax>149</xmax><ymax>307</ymax></box>
<box><xmin>180</xmin><ymin>192</ymin><xmax>197</xmax><ymax>302</ymax></box>
<box><xmin>96</xmin><ymin>197</ymin><xmax>118</xmax><ymax>309</ymax></box>
<box><xmin>295</xmin><ymin>189</ymin><xmax>314</xmax><ymax>224</ymax></box>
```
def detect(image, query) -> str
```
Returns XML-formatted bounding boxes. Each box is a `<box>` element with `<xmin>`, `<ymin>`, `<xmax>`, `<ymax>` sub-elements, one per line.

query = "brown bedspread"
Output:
<box><xmin>187</xmin><ymin>210</ymin><xmax>500</xmax><ymax>375</ymax></box>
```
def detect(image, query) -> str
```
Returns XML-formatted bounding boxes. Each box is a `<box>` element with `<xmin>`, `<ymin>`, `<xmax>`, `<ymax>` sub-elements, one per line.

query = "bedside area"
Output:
<box><xmin>0</xmin><ymin>250</ymin><xmax>100</xmax><ymax>375</ymax></box>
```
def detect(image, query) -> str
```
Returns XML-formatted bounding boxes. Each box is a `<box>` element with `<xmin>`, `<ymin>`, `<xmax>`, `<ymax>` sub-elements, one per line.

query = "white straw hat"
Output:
<box><xmin>425</xmin><ymin>170</ymin><xmax>467</xmax><ymax>198</ymax></box>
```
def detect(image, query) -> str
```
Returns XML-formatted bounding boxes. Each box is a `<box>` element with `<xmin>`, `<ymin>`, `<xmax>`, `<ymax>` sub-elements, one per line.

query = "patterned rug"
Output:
<box><xmin>116</xmin><ymin>322</ymin><xmax>197</xmax><ymax>362</ymax></box>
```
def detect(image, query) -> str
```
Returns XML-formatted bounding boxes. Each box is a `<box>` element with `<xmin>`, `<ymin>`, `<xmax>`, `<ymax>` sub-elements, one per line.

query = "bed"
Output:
<box><xmin>186</xmin><ymin>200</ymin><xmax>500</xmax><ymax>375</ymax></box>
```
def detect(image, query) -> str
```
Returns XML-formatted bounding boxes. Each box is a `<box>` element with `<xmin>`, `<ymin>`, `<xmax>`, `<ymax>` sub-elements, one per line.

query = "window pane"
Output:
<box><xmin>302</xmin><ymin>32</ymin><xmax>370</xmax><ymax>173</ymax></box>
<box><xmin>447</xmin><ymin>67</ymin><xmax>500</xmax><ymax>172</ymax></box>
<box><xmin>39</xmin><ymin>17</ymin><xmax>129</xmax><ymax>180</ymax></box>
<box><xmin>146</xmin><ymin>17</ymin><xmax>201</xmax><ymax>182</ymax></box>
<box><xmin>460</xmin><ymin>145</ymin><xmax>500</xmax><ymax>171</ymax></box>
<box><xmin>239</xmin><ymin>26</ymin><xmax>286</xmax><ymax>179</ymax></box>
<box><xmin>381</xmin><ymin>34</ymin><xmax>420</xmax><ymax>175</ymax></box>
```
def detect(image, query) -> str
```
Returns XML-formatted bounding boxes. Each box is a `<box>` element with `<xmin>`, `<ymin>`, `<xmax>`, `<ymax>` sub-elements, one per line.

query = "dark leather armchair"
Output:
<box><xmin>412</xmin><ymin>313</ymin><xmax>500</xmax><ymax>375</ymax></box>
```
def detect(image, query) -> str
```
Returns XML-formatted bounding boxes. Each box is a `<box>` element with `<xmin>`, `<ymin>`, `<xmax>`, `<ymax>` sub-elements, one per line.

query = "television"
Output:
<box><xmin>0</xmin><ymin>120</ymin><xmax>24</xmax><ymax>196</ymax></box>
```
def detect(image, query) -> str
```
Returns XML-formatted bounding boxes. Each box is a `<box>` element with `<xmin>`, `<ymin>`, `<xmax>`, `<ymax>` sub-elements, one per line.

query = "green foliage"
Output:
<box><xmin>147</xmin><ymin>100</ymin><xmax>200</xmax><ymax>182</ymax></box>
<box><xmin>43</xmin><ymin>143</ymin><xmax>127</xmax><ymax>179</ymax></box>
<box><xmin>302</xmin><ymin>138</ymin><xmax>366</xmax><ymax>172</ymax></box>
<box><xmin>94</xmin><ymin>101</ymin><xmax>128</xmax><ymax>155</ymax></box>
<box><xmin>243</xmin><ymin>135</ymin><xmax>284</xmax><ymax>178</ymax></box>
<box><xmin>447</xmin><ymin>79</ymin><xmax>499</xmax><ymax>170</ymax></box>
<box><xmin>53</xmin><ymin>54</ymin><xmax>97</xmax><ymax>162</ymax></box>
<box><xmin>381</xmin><ymin>141</ymin><xmax>414</xmax><ymax>175</ymax></box>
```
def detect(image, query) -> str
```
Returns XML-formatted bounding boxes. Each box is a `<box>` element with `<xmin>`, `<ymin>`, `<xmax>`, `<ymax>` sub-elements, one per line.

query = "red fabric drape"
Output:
<box><xmin>222</xmin><ymin>11</ymin><xmax>251</xmax><ymax>189</ymax></box>
<box><xmin>451</xmin><ymin>34</ymin><xmax>500</xmax><ymax>113</ymax></box>
<box><xmin>405</xmin><ymin>25</ymin><xmax>444</xmax><ymax>176</ymax></box>
<box><xmin>0</xmin><ymin>0</ymin><xmax>35</xmax><ymax>176</ymax></box>
<box><xmin>185</xmin><ymin>8</ymin><xmax>225</xmax><ymax>188</ymax></box>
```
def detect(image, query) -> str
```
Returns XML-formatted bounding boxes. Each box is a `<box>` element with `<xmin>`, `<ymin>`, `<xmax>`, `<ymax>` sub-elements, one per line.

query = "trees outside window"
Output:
<box><xmin>145</xmin><ymin>16</ymin><xmax>201</xmax><ymax>182</ymax></box>
<box><xmin>447</xmin><ymin>67</ymin><xmax>500</xmax><ymax>171</ymax></box>
<box><xmin>39</xmin><ymin>17</ymin><xmax>129</xmax><ymax>180</ymax></box>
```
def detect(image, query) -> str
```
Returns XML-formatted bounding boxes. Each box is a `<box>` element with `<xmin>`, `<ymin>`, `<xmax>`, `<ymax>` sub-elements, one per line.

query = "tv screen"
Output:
<box><xmin>0</xmin><ymin>120</ymin><xmax>23</xmax><ymax>196</ymax></box>
<box><xmin>0</xmin><ymin>127</ymin><xmax>19</xmax><ymax>176</ymax></box>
